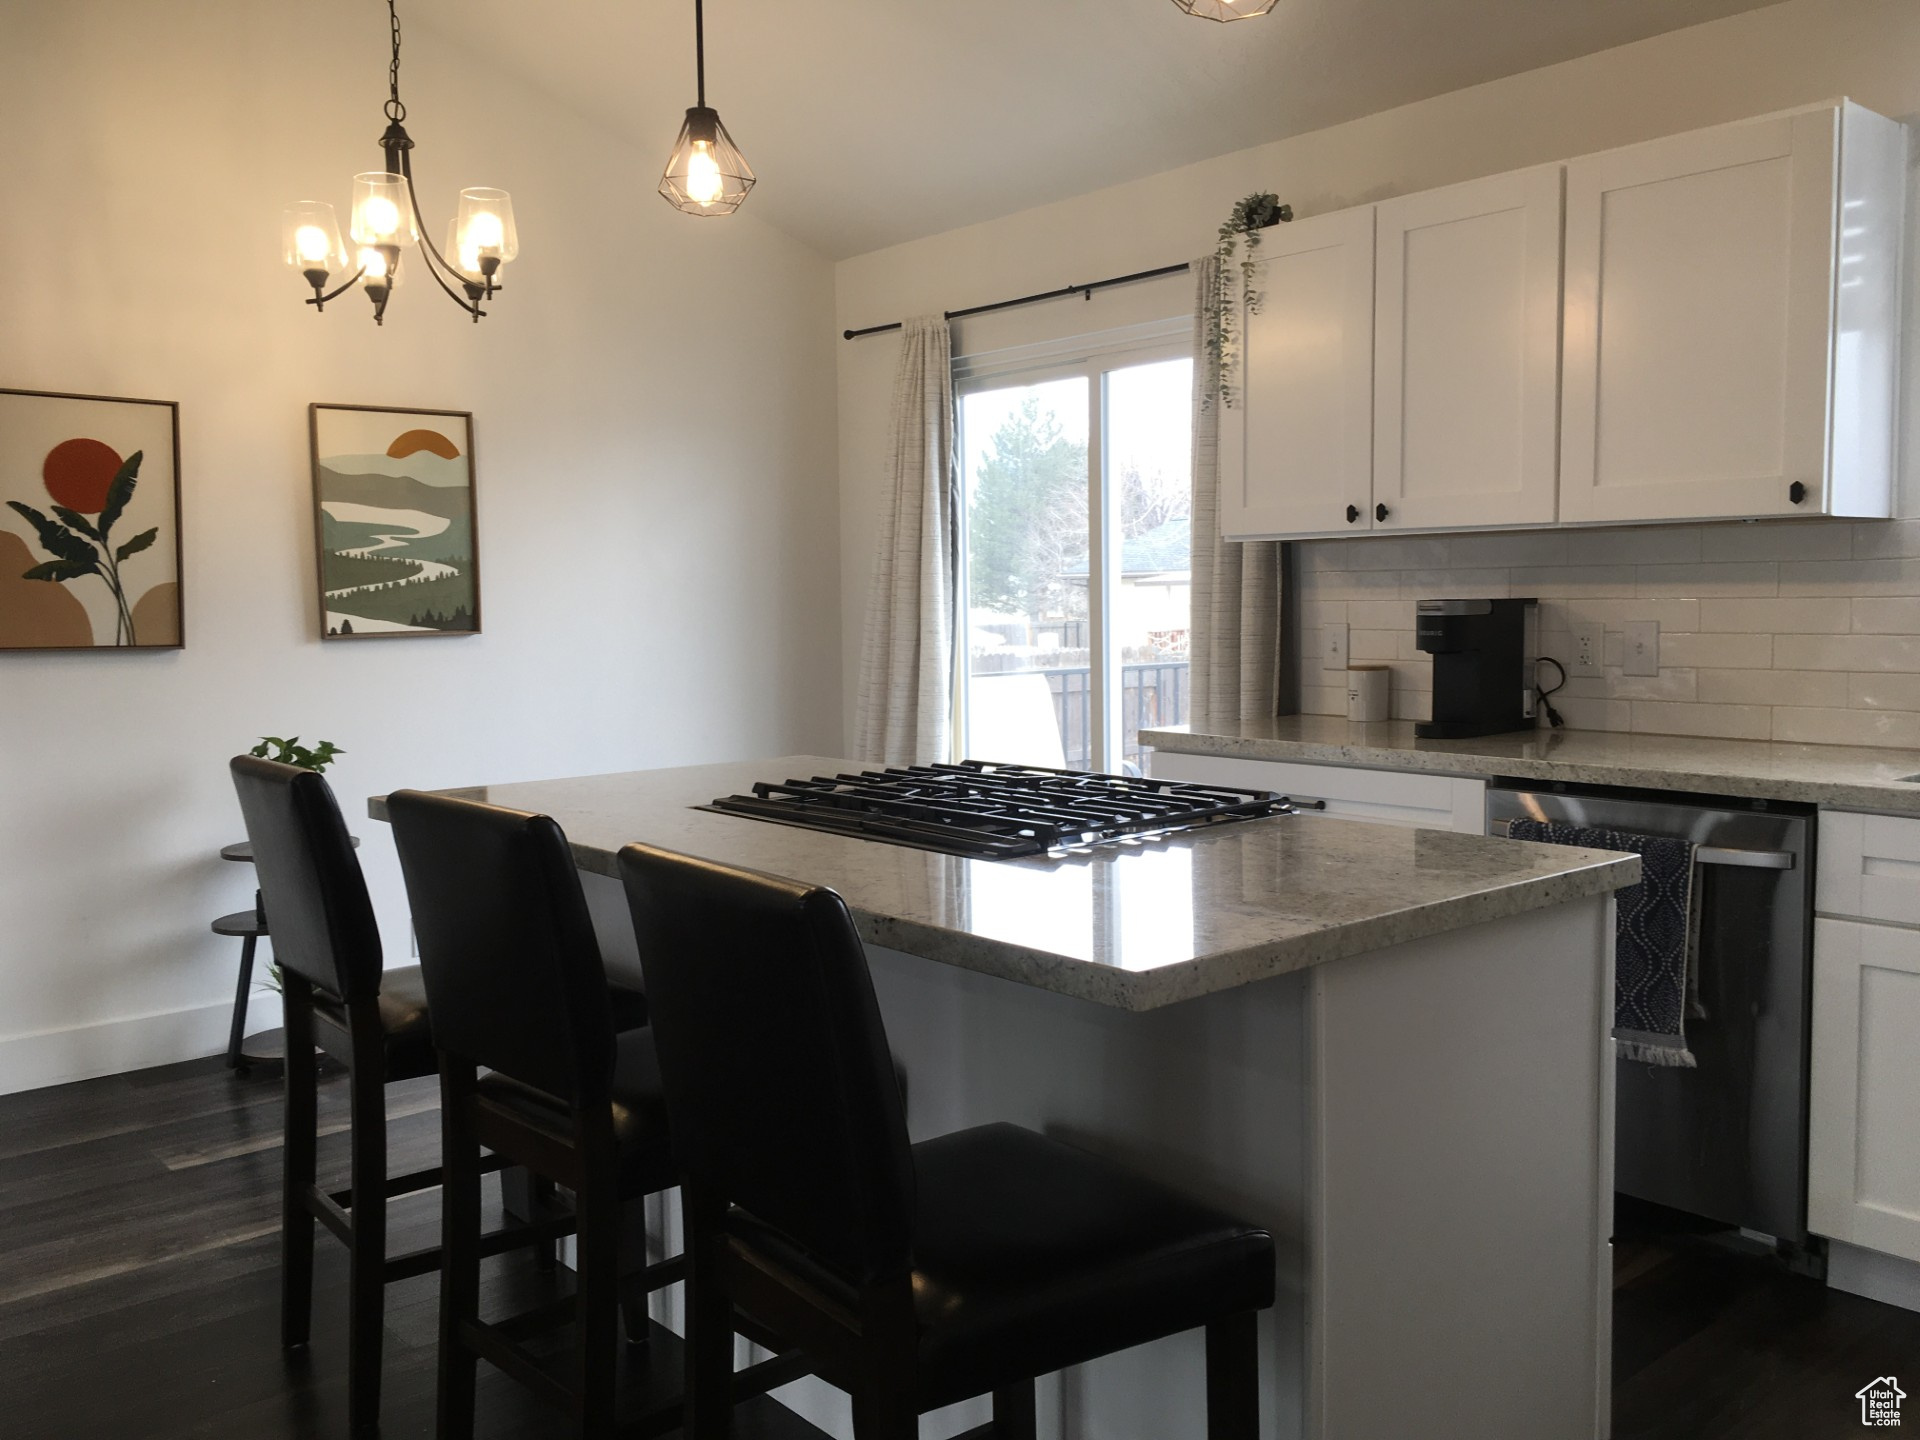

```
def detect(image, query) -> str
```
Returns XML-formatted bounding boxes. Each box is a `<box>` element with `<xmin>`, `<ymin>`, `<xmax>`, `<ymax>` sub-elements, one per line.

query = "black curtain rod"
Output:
<box><xmin>841</xmin><ymin>204</ymin><xmax>1293</xmax><ymax>341</ymax></box>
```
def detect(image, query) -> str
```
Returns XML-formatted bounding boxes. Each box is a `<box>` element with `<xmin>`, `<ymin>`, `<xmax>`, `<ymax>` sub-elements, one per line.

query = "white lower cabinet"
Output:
<box><xmin>1809</xmin><ymin>915</ymin><xmax>1920</xmax><ymax>1264</ymax></box>
<box><xmin>1148</xmin><ymin>751</ymin><xmax>1485</xmax><ymax>833</ymax></box>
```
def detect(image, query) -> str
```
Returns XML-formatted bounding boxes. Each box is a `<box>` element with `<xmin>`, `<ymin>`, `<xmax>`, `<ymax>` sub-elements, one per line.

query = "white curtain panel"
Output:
<box><xmin>1189</xmin><ymin>255</ymin><xmax>1290</xmax><ymax>726</ymax></box>
<box><xmin>853</xmin><ymin>315</ymin><xmax>958</xmax><ymax>765</ymax></box>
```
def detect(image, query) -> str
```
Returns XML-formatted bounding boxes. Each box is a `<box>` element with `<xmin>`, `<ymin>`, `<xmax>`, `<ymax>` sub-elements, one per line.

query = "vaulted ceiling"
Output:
<box><xmin>416</xmin><ymin>0</ymin><xmax>1786</xmax><ymax>259</ymax></box>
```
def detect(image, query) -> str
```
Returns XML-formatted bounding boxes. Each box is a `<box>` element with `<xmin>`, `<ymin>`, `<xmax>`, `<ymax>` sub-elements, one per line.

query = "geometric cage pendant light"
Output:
<box><xmin>282</xmin><ymin>0</ymin><xmax>518</xmax><ymax>324</ymax></box>
<box><xmin>1170</xmin><ymin>0</ymin><xmax>1282</xmax><ymax>19</ymax></box>
<box><xmin>658</xmin><ymin>0</ymin><xmax>755</xmax><ymax>216</ymax></box>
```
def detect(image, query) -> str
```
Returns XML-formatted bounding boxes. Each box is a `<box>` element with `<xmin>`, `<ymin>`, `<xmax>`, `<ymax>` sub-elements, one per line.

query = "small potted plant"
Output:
<box><xmin>248</xmin><ymin>735</ymin><xmax>345</xmax><ymax>773</ymax></box>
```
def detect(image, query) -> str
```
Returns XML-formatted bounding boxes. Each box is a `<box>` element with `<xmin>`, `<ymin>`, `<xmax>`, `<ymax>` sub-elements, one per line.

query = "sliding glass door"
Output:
<box><xmin>956</xmin><ymin>343</ymin><xmax>1193</xmax><ymax>774</ymax></box>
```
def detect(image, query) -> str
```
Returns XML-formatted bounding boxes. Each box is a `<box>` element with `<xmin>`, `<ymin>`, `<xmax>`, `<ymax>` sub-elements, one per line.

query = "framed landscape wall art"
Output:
<box><xmin>309</xmin><ymin>404</ymin><xmax>482</xmax><ymax>640</ymax></box>
<box><xmin>0</xmin><ymin>388</ymin><xmax>184</xmax><ymax>651</ymax></box>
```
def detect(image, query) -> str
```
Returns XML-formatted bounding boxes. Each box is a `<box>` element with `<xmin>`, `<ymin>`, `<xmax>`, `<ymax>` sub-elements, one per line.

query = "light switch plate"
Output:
<box><xmin>1623</xmin><ymin>619</ymin><xmax>1660</xmax><ymax>677</ymax></box>
<box><xmin>1569</xmin><ymin>622</ymin><xmax>1604</xmax><ymax>679</ymax></box>
<box><xmin>1322</xmin><ymin>623</ymin><xmax>1348</xmax><ymax>672</ymax></box>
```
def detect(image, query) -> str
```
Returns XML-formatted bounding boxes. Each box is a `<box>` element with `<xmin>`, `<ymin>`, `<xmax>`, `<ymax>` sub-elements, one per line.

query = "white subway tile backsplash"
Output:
<box><xmin>1508</xmin><ymin>566</ymin><xmax>1637</xmax><ymax>598</ymax></box>
<box><xmin>1288</xmin><ymin>520</ymin><xmax>1920</xmax><ymax>749</ymax></box>
<box><xmin>1697</xmin><ymin>670</ymin><xmax>1836</xmax><ymax>707</ymax></box>
<box><xmin>1401</xmin><ymin>569</ymin><xmax>1510</xmax><ymax>599</ymax></box>
<box><xmin>1633</xmin><ymin>562</ymin><xmax>1779</xmax><ymax>597</ymax></box>
<box><xmin>1565</xmin><ymin>527</ymin><xmax>1704</xmax><ymax>566</ymax></box>
<box><xmin>1630</xmin><ymin>702</ymin><xmax>1772</xmax><ymax>741</ymax></box>
<box><xmin>1772</xmin><ymin>633</ymin><xmax>1920</xmax><ymax>673</ymax></box>
<box><xmin>1701</xmin><ymin>521</ymin><xmax>1853</xmax><ymax>563</ymax></box>
<box><xmin>1853</xmin><ymin>518</ymin><xmax>1920</xmax><ymax>560</ymax></box>
<box><xmin>1699</xmin><ymin>597</ymin><xmax>1851</xmax><ymax>633</ymax></box>
<box><xmin>1780</xmin><ymin>558</ymin><xmax>1920</xmax><ymax>596</ymax></box>
<box><xmin>1771</xmin><ymin>707</ymin><xmax>1920</xmax><ymax>748</ymax></box>
<box><xmin>1848</xmin><ymin>672</ymin><xmax>1920</xmax><ymax>711</ymax></box>
<box><xmin>1658</xmin><ymin>632</ymin><xmax>1771</xmax><ymax>669</ymax></box>
<box><xmin>1851</xmin><ymin>597</ymin><xmax>1920</xmax><ymax>634</ymax></box>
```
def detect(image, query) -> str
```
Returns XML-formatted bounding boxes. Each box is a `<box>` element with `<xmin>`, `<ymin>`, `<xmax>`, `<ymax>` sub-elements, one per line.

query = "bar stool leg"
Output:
<box><xmin>437</xmin><ymin>1061</ymin><xmax>482</xmax><ymax>1440</ymax></box>
<box><xmin>226</xmin><ymin>932</ymin><xmax>258</xmax><ymax>1069</ymax></box>
<box><xmin>993</xmin><ymin>1381</ymin><xmax>1037</xmax><ymax>1440</ymax></box>
<box><xmin>1205</xmin><ymin>1312</ymin><xmax>1260</xmax><ymax>1440</ymax></box>
<box><xmin>346</xmin><ymin>1017</ymin><xmax>389</xmax><ymax>1434</ymax></box>
<box><xmin>280</xmin><ymin>977</ymin><xmax>317</xmax><ymax>1351</ymax></box>
<box><xmin>681</xmin><ymin>1183</ymin><xmax>735</xmax><ymax>1440</ymax></box>
<box><xmin>575</xmin><ymin>1150</ymin><xmax>620</xmax><ymax>1437</ymax></box>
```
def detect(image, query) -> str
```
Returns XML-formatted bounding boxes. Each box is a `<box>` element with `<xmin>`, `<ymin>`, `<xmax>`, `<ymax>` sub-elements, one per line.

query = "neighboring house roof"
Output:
<box><xmin>1062</xmin><ymin>517</ymin><xmax>1191</xmax><ymax>578</ymax></box>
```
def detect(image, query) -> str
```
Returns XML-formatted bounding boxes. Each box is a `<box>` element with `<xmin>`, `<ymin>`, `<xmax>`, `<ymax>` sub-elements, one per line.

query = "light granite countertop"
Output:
<box><xmin>1141</xmin><ymin>715</ymin><xmax>1920</xmax><ymax>814</ymax></box>
<box><xmin>369</xmin><ymin>756</ymin><xmax>1638</xmax><ymax>1012</ymax></box>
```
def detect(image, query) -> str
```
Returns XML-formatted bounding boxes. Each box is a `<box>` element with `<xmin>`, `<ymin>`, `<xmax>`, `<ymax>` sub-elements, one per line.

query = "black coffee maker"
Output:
<box><xmin>1414</xmin><ymin>598</ymin><xmax>1539</xmax><ymax>739</ymax></box>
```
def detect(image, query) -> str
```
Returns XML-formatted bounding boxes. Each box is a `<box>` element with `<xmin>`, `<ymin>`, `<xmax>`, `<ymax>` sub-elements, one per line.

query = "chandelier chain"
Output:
<box><xmin>385</xmin><ymin>0</ymin><xmax>406</xmax><ymax>123</ymax></box>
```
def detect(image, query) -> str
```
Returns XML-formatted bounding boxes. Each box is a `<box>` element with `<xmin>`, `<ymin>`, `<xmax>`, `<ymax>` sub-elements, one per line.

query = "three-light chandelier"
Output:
<box><xmin>282</xmin><ymin>0</ymin><xmax>518</xmax><ymax>325</ymax></box>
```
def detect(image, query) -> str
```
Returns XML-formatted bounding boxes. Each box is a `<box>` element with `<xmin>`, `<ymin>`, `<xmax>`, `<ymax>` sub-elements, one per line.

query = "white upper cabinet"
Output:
<box><xmin>1560</xmin><ymin>103</ymin><xmax>1905</xmax><ymax>524</ymax></box>
<box><xmin>1219</xmin><ymin>207</ymin><xmax>1376</xmax><ymax>540</ymax></box>
<box><xmin>1372</xmin><ymin>165</ymin><xmax>1564</xmax><ymax>532</ymax></box>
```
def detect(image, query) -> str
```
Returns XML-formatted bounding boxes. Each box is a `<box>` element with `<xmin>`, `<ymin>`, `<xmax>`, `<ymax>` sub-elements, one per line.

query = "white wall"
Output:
<box><xmin>0</xmin><ymin>0</ymin><xmax>842</xmax><ymax>1093</ymax></box>
<box><xmin>835</xmin><ymin>0</ymin><xmax>1920</xmax><ymax>752</ymax></box>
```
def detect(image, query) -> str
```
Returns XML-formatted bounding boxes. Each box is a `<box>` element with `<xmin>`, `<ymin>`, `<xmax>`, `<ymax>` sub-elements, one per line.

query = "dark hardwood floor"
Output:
<box><xmin>0</xmin><ymin>1055</ymin><xmax>823</xmax><ymax>1439</ymax></box>
<box><xmin>2</xmin><ymin>1054</ymin><xmax>1916</xmax><ymax>1438</ymax></box>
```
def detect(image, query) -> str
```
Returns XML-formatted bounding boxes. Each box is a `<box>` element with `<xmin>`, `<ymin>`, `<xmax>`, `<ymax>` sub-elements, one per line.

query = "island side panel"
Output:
<box><xmin>862</xmin><ymin>946</ymin><xmax>1314</xmax><ymax>1440</ymax></box>
<box><xmin>1306</xmin><ymin>895</ymin><xmax>1615</xmax><ymax>1440</ymax></box>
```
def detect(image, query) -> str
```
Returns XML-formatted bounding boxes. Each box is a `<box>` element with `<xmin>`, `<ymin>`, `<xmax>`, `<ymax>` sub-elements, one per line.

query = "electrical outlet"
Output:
<box><xmin>1624</xmin><ymin>619</ymin><xmax>1660</xmax><ymax>677</ymax></box>
<box><xmin>1322</xmin><ymin>623</ymin><xmax>1348</xmax><ymax>672</ymax></box>
<box><xmin>1569</xmin><ymin>622</ymin><xmax>1604</xmax><ymax>679</ymax></box>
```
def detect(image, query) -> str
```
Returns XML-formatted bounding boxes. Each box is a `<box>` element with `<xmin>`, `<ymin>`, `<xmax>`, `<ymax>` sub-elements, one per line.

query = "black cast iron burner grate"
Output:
<box><xmin>704</xmin><ymin>760</ymin><xmax>1298</xmax><ymax>859</ymax></box>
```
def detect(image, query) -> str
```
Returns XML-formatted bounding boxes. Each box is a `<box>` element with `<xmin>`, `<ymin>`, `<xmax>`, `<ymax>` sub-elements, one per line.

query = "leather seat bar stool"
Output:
<box><xmin>618</xmin><ymin>843</ymin><xmax>1277</xmax><ymax>1440</ymax></box>
<box><xmin>387</xmin><ymin>790</ymin><xmax>810</xmax><ymax>1439</ymax></box>
<box><xmin>231</xmin><ymin>757</ymin><xmax>582</xmax><ymax>1435</ymax></box>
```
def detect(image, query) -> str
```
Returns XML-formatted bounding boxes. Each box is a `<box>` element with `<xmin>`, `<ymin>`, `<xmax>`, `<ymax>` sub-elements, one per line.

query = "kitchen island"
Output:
<box><xmin>372</xmin><ymin>758</ymin><xmax>1639</xmax><ymax>1440</ymax></box>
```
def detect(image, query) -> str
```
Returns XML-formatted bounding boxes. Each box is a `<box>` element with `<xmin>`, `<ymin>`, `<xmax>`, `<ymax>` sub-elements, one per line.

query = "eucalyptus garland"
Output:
<box><xmin>1204</xmin><ymin>192</ymin><xmax>1286</xmax><ymax>410</ymax></box>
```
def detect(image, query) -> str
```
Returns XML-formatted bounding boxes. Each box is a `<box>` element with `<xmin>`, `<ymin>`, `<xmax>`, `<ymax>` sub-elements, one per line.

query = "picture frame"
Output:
<box><xmin>0</xmin><ymin>387</ymin><xmax>185</xmax><ymax>652</ymax></box>
<box><xmin>308</xmin><ymin>403</ymin><xmax>482</xmax><ymax>640</ymax></box>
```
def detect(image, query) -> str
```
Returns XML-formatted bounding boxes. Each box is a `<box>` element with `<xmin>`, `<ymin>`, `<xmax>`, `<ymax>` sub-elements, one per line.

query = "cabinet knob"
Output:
<box><xmin>1375</xmin><ymin>502</ymin><xmax>1390</xmax><ymax>523</ymax></box>
<box><xmin>1788</xmin><ymin>481</ymin><xmax>1808</xmax><ymax>505</ymax></box>
<box><xmin>1346</xmin><ymin>505</ymin><xmax>1361</xmax><ymax>524</ymax></box>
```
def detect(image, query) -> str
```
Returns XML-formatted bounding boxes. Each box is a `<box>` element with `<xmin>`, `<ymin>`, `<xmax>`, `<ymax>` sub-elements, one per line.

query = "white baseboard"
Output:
<box><xmin>0</xmin><ymin>992</ymin><xmax>283</xmax><ymax>1096</ymax></box>
<box><xmin>1828</xmin><ymin>1239</ymin><xmax>1920</xmax><ymax>1315</ymax></box>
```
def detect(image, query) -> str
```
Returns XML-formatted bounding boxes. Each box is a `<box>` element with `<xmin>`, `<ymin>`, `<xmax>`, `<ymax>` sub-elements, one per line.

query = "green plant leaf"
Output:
<box><xmin>22</xmin><ymin>559</ymin><xmax>98</xmax><ymax>582</ymax></box>
<box><xmin>7</xmin><ymin>501</ymin><xmax>101</xmax><ymax>566</ymax></box>
<box><xmin>115</xmin><ymin>527</ymin><xmax>158</xmax><ymax>562</ymax></box>
<box><xmin>52</xmin><ymin>506</ymin><xmax>103</xmax><ymax>543</ymax></box>
<box><xmin>96</xmin><ymin>451</ymin><xmax>143</xmax><ymax>537</ymax></box>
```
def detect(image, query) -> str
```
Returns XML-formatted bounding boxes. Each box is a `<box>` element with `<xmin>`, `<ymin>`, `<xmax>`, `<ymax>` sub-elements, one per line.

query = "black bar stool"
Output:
<box><xmin>618</xmin><ymin>843</ymin><xmax>1277</xmax><ymax>1440</ymax></box>
<box><xmin>387</xmin><ymin>790</ymin><xmax>808</xmax><ymax>1439</ymax></box>
<box><xmin>231</xmin><ymin>757</ymin><xmax>576</xmax><ymax>1435</ymax></box>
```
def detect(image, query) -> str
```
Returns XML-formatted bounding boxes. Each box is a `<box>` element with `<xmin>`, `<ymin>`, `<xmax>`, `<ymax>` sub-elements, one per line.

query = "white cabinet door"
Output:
<box><xmin>1149</xmin><ymin>750</ymin><xmax>1485</xmax><ymax>832</ymax></box>
<box><xmin>1219</xmin><ymin>207</ymin><xmax>1376</xmax><ymax>541</ymax></box>
<box><xmin>1372</xmin><ymin>165</ymin><xmax>1563</xmax><ymax>532</ymax></box>
<box><xmin>1810</xmin><ymin>917</ymin><xmax>1920</xmax><ymax>1264</ymax></box>
<box><xmin>1560</xmin><ymin>104</ymin><xmax>1902</xmax><ymax>524</ymax></box>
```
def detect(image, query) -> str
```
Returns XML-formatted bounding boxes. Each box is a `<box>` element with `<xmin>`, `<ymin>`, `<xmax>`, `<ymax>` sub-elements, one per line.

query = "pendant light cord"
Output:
<box><xmin>385</xmin><ymin>0</ymin><xmax>407</xmax><ymax>122</ymax></box>
<box><xmin>695</xmin><ymin>0</ymin><xmax>707</xmax><ymax>107</ymax></box>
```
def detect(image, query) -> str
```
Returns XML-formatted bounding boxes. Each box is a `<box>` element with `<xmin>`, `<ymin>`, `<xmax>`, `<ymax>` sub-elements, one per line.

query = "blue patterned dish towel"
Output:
<box><xmin>1507</xmin><ymin>819</ymin><xmax>1700</xmax><ymax>1068</ymax></box>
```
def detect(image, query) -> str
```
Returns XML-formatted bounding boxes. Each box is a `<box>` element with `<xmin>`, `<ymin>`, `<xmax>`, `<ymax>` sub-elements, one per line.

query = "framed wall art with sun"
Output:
<box><xmin>0</xmin><ymin>388</ymin><xmax>184</xmax><ymax>652</ymax></box>
<box><xmin>309</xmin><ymin>403</ymin><xmax>481</xmax><ymax>640</ymax></box>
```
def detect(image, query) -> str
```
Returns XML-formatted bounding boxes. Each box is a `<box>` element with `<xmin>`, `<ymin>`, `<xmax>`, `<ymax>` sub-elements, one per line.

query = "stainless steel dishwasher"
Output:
<box><xmin>1486</xmin><ymin>779</ymin><xmax>1815</xmax><ymax>1244</ymax></box>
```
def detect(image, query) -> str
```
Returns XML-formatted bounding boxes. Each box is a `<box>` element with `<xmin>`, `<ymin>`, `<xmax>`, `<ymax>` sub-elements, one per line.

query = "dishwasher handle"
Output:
<box><xmin>1495</xmin><ymin>819</ymin><xmax>1795</xmax><ymax>870</ymax></box>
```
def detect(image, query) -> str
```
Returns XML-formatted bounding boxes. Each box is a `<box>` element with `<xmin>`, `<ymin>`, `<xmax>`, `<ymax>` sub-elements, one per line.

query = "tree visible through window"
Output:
<box><xmin>959</xmin><ymin>353</ymin><xmax>1193</xmax><ymax>773</ymax></box>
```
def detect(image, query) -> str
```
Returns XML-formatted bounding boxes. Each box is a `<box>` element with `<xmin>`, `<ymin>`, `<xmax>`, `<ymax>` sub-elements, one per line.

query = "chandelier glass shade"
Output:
<box><xmin>1171</xmin><ymin>0</ymin><xmax>1281</xmax><ymax>19</ymax></box>
<box><xmin>660</xmin><ymin>0</ymin><xmax>754</xmax><ymax>216</ymax></box>
<box><xmin>283</xmin><ymin>1</ymin><xmax>518</xmax><ymax>325</ymax></box>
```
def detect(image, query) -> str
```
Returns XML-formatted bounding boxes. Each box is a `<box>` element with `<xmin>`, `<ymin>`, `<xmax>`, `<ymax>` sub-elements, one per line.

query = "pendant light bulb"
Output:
<box><xmin>659</xmin><ymin>0</ymin><xmax>754</xmax><ymax>215</ymax></box>
<box><xmin>685</xmin><ymin>143</ymin><xmax>724</xmax><ymax>207</ymax></box>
